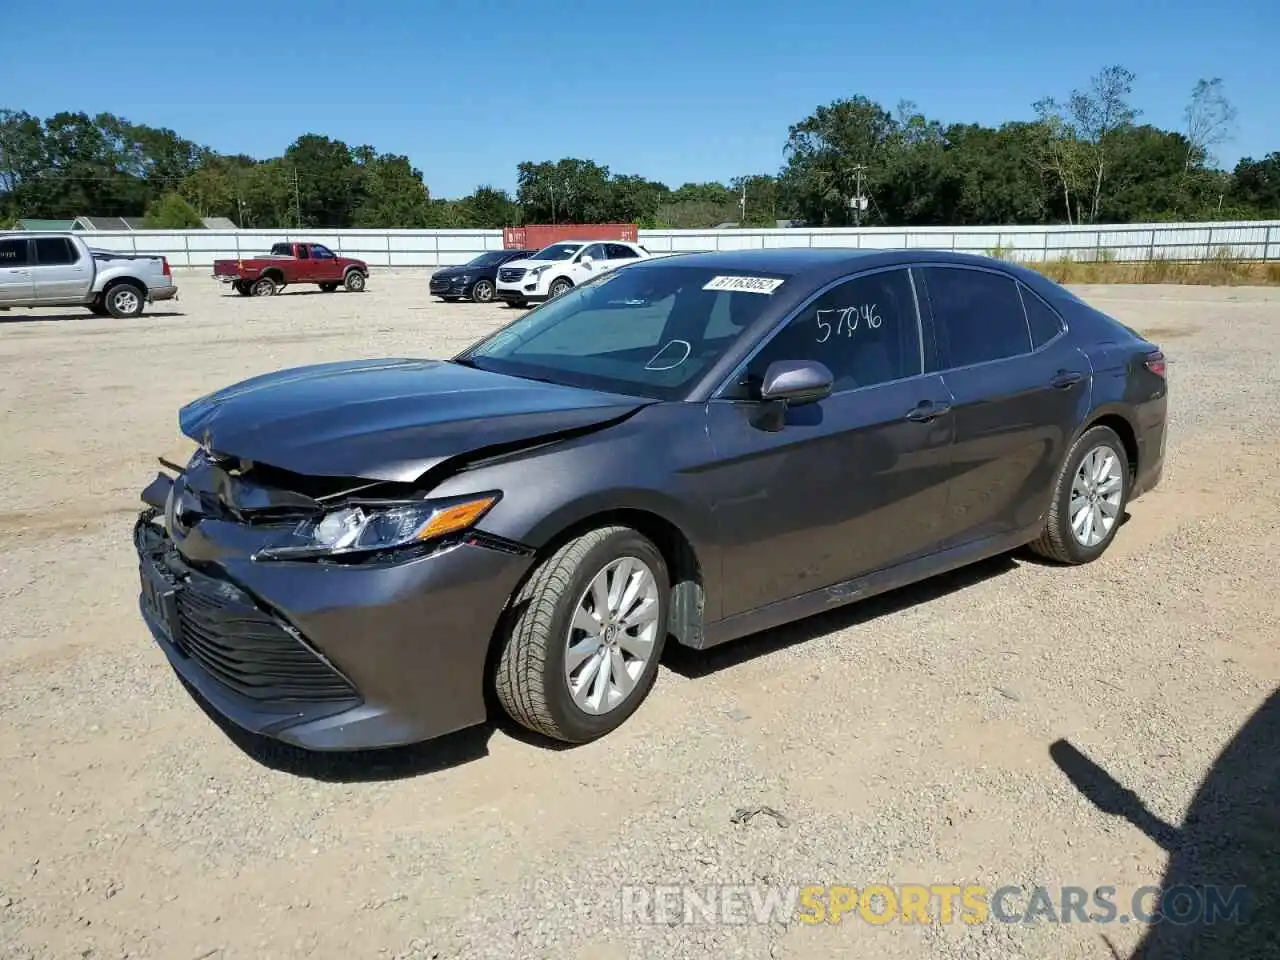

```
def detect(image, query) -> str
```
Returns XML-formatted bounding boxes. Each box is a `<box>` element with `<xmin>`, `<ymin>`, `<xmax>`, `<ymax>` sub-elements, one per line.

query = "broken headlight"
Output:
<box><xmin>254</xmin><ymin>493</ymin><xmax>500</xmax><ymax>561</ymax></box>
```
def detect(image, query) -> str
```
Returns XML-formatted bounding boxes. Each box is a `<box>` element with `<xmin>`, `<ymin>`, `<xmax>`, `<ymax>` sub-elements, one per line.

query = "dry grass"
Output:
<box><xmin>986</xmin><ymin>244</ymin><xmax>1280</xmax><ymax>286</ymax></box>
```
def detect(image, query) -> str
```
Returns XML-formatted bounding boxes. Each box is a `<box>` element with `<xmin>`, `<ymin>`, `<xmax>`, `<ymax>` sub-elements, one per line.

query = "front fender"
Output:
<box><xmin>425</xmin><ymin>403</ymin><xmax>724</xmax><ymax>618</ymax></box>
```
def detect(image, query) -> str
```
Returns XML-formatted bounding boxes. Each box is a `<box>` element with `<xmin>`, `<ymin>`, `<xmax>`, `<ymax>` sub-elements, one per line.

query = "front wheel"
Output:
<box><xmin>494</xmin><ymin>526</ymin><xmax>669</xmax><ymax>744</ymax></box>
<box><xmin>1028</xmin><ymin>424</ymin><xmax>1130</xmax><ymax>564</ymax></box>
<box><xmin>470</xmin><ymin>279</ymin><xmax>495</xmax><ymax>303</ymax></box>
<box><xmin>547</xmin><ymin>277</ymin><xmax>572</xmax><ymax>299</ymax></box>
<box><xmin>344</xmin><ymin>270</ymin><xmax>366</xmax><ymax>292</ymax></box>
<box><xmin>104</xmin><ymin>284</ymin><xmax>145</xmax><ymax>318</ymax></box>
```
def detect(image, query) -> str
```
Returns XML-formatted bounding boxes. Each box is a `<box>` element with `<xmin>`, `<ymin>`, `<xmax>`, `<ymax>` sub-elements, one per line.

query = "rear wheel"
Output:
<box><xmin>104</xmin><ymin>284</ymin><xmax>145</xmax><ymax>318</ymax></box>
<box><xmin>495</xmin><ymin>526</ymin><xmax>669</xmax><ymax>743</ymax></box>
<box><xmin>471</xmin><ymin>279</ymin><xmax>495</xmax><ymax>303</ymax></box>
<box><xmin>233</xmin><ymin>280</ymin><xmax>252</xmax><ymax>296</ymax></box>
<box><xmin>250</xmin><ymin>276</ymin><xmax>278</xmax><ymax>297</ymax></box>
<box><xmin>1029</xmin><ymin>424</ymin><xmax>1130</xmax><ymax>564</ymax></box>
<box><xmin>344</xmin><ymin>270</ymin><xmax>366</xmax><ymax>292</ymax></box>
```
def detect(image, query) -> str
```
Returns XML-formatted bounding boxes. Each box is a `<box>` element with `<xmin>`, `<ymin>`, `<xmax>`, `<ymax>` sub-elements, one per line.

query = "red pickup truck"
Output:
<box><xmin>212</xmin><ymin>242</ymin><xmax>370</xmax><ymax>296</ymax></box>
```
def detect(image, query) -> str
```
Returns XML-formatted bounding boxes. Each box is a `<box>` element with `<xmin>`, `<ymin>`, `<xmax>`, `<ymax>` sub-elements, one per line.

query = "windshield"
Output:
<box><xmin>464</xmin><ymin>251</ymin><xmax>512</xmax><ymax>267</ymax></box>
<box><xmin>529</xmin><ymin>243</ymin><xmax>582</xmax><ymax>261</ymax></box>
<box><xmin>457</xmin><ymin>264</ymin><xmax>791</xmax><ymax>400</ymax></box>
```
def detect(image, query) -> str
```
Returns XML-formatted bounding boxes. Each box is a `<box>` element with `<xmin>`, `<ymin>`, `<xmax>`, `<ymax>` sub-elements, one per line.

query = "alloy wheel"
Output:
<box><xmin>563</xmin><ymin>556</ymin><xmax>661</xmax><ymax>715</ymax></box>
<box><xmin>1070</xmin><ymin>444</ymin><xmax>1124</xmax><ymax>547</ymax></box>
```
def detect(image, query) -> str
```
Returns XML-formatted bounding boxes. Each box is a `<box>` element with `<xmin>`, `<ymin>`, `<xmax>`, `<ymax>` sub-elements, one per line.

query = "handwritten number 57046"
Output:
<box><xmin>815</xmin><ymin>304</ymin><xmax>881</xmax><ymax>342</ymax></box>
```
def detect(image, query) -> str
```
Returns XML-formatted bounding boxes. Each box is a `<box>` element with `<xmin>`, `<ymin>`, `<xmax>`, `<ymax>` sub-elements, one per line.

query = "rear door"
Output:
<box><xmin>605</xmin><ymin>242</ymin><xmax>644</xmax><ymax>272</ymax></box>
<box><xmin>0</xmin><ymin>237</ymin><xmax>34</xmax><ymax>305</ymax></box>
<box><xmin>918</xmin><ymin>264</ymin><xmax>1089</xmax><ymax>547</ymax></box>
<box><xmin>31</xmin><ymin>237</ymin><xmax>92</xmax><ymax>302</ymax></box>
<box><xmin>705</xmin><ymin>266</ymin><xmax>956</xmax><ymax>616</ymax></box>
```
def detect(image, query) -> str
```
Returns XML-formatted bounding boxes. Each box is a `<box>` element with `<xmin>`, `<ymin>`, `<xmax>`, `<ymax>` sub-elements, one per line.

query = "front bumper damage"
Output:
<box><xmin>133</xmin><ymin>460</ymin><xmax>535</xmax><ymax>751</ymax></box>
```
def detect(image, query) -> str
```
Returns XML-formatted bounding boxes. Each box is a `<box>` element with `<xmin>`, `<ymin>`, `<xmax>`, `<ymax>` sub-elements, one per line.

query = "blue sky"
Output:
<box><xmin>4</xmin><ymin>0</ymin><xmax>1277</xmax><ymax>198</ymax></box>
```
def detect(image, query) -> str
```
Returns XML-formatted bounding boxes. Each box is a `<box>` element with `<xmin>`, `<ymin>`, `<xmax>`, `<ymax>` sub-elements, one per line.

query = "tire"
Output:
<box><xmin>250</xmin><ymin>276</ymin><xmax>278</xmax><ymax>297</ymax></box>
<box><xmin>470</xmin><ymin>279</ymin><xmax>495</xmax><ymax>303</ymax></box>
<box><xmin>104</xmin><ymin>283</ymin><xmax>145</xmax><ymax>318</ymax></box>
<box><xmin>319</xmin><ymin>282</ymin><xmax>339</xmax><ymax>293</ymax></box>
<box><xmin>233</xmin><ymin>280</ymin><xmax>252</xmax><ymax>296</ymax></box>
<box><xmin>548</xmin><ymin>277</ymin><xmax>573</xmax><ymax>299</ymax></box>
<box><xmin>88</xmin><ymin>298</ymin><xmax>109</xmax><ymax>316</ymax></box>
<box><xmin>1028</xmin><ymin>424</ymin><xmax>1130</xmax><ymax>564</ymax></box>
<box><xmin>344</xmin><ymin>270</ymin><xmax>366</xmax><ymax>292</ymax></box>
<box><xmin>495</xmin><ymin>526</ymin><xmax>670</xmax><ymax>744</ymax></box>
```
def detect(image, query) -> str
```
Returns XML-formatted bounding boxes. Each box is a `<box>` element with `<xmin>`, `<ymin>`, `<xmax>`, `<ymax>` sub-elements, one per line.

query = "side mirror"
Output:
<box><xmin>580</xmin><ymin>255</ymin><xmax>594</xmax><ymax>267</ymax></box>
<box><xmin>760</xmin><ymin>359</ymin><xmax>833</xmax><ymax>407</ymax></box>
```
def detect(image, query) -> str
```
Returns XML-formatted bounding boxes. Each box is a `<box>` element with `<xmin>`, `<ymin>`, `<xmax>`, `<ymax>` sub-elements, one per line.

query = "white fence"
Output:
<box><xmin>37</xmin><ymin>220</ymin><xmax>1280</xmax><ymax>269</ymax></box>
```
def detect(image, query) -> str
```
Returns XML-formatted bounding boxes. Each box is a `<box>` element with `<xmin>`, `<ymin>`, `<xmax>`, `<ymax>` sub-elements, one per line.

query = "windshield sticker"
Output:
<box><xmin>644</xmin><ymin>340</ymin><xmax>692</xmax><ymax>371</ymax></box>
<box><xmin>702</xmin><ymin>275</ymin><xmax>785</xmax><ymax>294</ymax></box>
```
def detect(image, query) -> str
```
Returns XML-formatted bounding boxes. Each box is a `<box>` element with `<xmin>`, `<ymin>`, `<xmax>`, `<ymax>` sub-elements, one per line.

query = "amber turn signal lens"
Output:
<box><xmin>415</xmin><ymin>496</ymin><xmax>498</xmax><ymax>540</ymax></box>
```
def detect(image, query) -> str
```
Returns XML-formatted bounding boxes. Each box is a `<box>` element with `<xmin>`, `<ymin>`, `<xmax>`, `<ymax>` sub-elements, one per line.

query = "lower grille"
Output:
<box><xmin>174</xmin><ymin>575</ymin><xmax>356</xmax><ymax>703</ymax></box>
<box><xmin>136</xmin><ymin>519</ymin><xmax>356</xmax><ymax>704</ymax></box>
<box><xmin>498</xmin><ymin>267</ymin><xmax>525</xmax><ymax>283</ymax></box>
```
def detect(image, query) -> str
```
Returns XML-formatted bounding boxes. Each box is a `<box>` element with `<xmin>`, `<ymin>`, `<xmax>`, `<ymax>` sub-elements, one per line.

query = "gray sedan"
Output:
<box><xmin>132</xmin><ymin>248</ymin><xmax>1167</xmax><ymax>750</ymax></box>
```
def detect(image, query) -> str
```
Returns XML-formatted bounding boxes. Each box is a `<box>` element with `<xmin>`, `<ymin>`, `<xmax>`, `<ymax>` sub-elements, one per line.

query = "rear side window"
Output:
<box><xmin>607</xmin><ymin>243</ymin><xmax>639</xmax><ymax>259</ymax></box>
<box><xmin>35</xmin><ymin>237</ymin><xmax>77</xmax><ymax>265</ymax></box>
<box><xmin>925</xmin><ymin>266</ymin><xmax>1031</xmax><ymax>367</ymax></box>
<box><xmin>1019</xmin><ymin>283</ymin><xmax>1065</xmax><ymax>348</ymax></box>
<box><xmin>0</xmin><ymin>238</ymin><xmax>30</xmax><ymax>265</ymax></box>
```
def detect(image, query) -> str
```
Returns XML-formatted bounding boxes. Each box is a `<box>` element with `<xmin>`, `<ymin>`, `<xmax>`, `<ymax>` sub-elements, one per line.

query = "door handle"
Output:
<box><xmin>905</xmin><ymin>400</ymin><xmax>951</xmax><ymax>423</ymax></box>
<box><xmin>1050</xmin><ymin>371</ymin><xmax>1083</xmax><ymax>389</ymax></box>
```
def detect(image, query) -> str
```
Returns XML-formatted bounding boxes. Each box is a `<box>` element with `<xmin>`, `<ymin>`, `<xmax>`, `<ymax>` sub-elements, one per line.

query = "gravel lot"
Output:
<box><xmin>1</xmin><ymin>272</ymin><xmax>1276</xmax><ymax>960</ymax></box>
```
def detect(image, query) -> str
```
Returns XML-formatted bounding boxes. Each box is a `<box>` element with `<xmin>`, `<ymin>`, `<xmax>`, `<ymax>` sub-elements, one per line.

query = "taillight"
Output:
<box><xmin>1145</xmin><ymin>350</ymin><xmax>1166</xmax><ymax>377</ymax></box>
<box><xmin>162</xmin><ymin>256</ymin><xmax>171</xmax><ymax>277</ymax></box>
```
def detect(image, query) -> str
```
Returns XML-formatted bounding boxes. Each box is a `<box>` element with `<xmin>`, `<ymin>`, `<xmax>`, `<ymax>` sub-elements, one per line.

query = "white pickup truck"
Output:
<box><xmin>0</xmin><ymin>232</ymin><xmax>179</xmax><ymax>317</ymax></box>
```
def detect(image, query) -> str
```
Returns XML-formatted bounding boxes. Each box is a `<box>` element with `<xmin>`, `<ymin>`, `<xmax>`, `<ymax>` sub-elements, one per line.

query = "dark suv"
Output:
<box><xmin>430</xmin><ymin>249</ymin><xmax>536</xmax><ymax>304</ymax></box>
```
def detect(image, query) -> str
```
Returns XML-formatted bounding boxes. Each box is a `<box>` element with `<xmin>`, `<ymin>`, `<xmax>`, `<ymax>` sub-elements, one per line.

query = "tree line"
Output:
<box><xmin>1</xmin><ymin>66</ymin><xmax>1277</xmax><ymax>231</ymax></box>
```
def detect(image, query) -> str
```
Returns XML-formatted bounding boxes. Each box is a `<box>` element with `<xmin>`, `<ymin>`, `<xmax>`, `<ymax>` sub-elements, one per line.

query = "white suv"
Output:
<box><xmin>494</xmin><ymin>240</ymin><xmax>650</xmax><ymax>307</ymax></box>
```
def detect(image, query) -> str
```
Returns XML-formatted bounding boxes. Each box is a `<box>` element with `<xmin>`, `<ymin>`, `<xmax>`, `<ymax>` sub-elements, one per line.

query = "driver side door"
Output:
<box><xmin>571</xmin><ymin>243</ymin><xmax>609</xmax><ymax>284</ymax></box>
<box><xmin>704</xmin><ymin>266</ymin><xmax>956</xmax><ymax>619</ymax></box>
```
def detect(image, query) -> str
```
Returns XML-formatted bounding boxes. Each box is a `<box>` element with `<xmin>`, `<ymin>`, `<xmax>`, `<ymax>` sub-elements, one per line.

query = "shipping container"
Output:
<box><xmin>503</xmin><ymin>223</ymin><xmax>639</xmax><ymax>249</ymax></box>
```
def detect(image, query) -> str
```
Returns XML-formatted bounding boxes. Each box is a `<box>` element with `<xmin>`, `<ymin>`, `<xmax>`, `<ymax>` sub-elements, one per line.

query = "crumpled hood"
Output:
<box><xmin>179</xmin><ymin>358</ymin><xmax>649</xmax><ymax>483</ymax></box>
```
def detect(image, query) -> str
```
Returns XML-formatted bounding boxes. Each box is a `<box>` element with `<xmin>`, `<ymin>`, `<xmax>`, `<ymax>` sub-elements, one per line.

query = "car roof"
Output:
<box><xmin>628</xmin><ymin>246</ymin><xmax>1040</xmax><ymax>282</ymax></box>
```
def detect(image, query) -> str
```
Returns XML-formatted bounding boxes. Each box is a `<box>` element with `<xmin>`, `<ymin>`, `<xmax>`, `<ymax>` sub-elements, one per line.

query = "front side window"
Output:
<box><xmin>459</xmin><ymin>264</ymin><xmax>791</xmax><ymax>400</ymax></box>
<box><xmin>729</xmin><ymin>268</ymin><xmax>923</xmax><ymax>397</ymax></box>
<box><xmin>311</xmin><ymin>245</ymin><xmax>335</xmax><ymax>259</ymax></box>
<box><xmin>530</xmin><ymin>243</ymin><xmax>582</xmax><ymax>261</ymax></box>
<box><xmin>0</xmin><ymin>239</ymin><xmax>29</xmax><ymax>265</ymax></box>
<box><xmin>578</xmin><ymin>243</ymin><xmax>607</xmax><ymax>262</ymax></box>
<box><xmin>925</xmin><ymin>266</ymin><xmax>1031</xmax><ymax>368</ymax></box>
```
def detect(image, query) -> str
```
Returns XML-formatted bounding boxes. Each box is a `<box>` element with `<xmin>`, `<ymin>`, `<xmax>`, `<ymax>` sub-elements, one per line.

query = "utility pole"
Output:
<box><xmin>739</xmin><ymin>181</ymin><xmax>747</xmax><ymax>224</ymax></box>
<box><xmin>850</xmin><ymin>164</ymin><xmax>867</xmax><ymax>227</ymax></box>
<box><xmin>549</xmin><ymin>182</ymin><xmax>556</xmax><ymax>224</ymax></box>
<box><xmin>292</xmin><ymin>167</ymin><xmax>302</xmax><ymax>229</ymax></box>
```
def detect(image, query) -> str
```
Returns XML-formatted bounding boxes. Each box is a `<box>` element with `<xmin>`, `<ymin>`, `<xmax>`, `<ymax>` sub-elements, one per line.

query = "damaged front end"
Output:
<box><xmin>132</xmin><ymin>445</ymin><xmax>542</xmax><ymax>750</ymax></box>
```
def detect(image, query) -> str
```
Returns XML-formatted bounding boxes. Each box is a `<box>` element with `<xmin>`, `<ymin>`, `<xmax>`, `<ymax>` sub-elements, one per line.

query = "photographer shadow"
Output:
<box><xmin>1050</xmin><ymin>687</ymin><xmax>1278</xmax><ymax>959</ymax></box>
